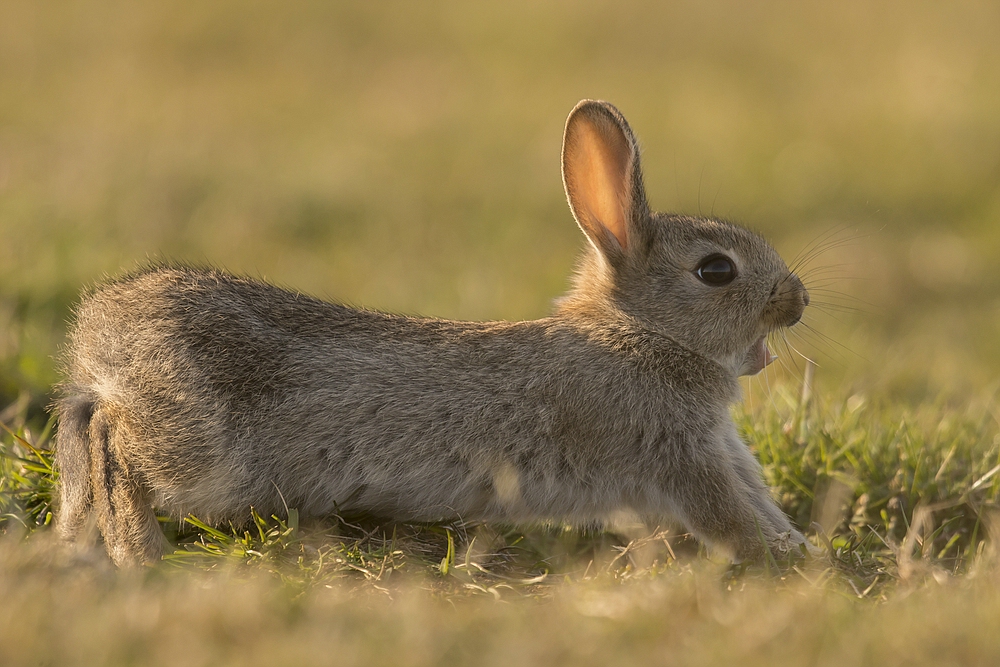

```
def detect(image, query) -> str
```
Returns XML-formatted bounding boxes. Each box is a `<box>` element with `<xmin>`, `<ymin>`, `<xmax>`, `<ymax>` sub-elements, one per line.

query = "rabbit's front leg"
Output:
<box><xmin>726</xmin><ymin>426</ymin><xmax>820</xmax><ymax>557</ymax></box>
<box><xmin>659</xmin><ymin>431</ymin><xmax>797</xmax><ymax>562</ymax></box>
<box><xmin>721</xmin><ymin>424</ymin><xmax>810</xmax><ymax>555</ymax></box>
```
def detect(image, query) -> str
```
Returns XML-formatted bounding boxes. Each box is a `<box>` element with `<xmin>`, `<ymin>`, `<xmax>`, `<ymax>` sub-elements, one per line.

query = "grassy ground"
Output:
<box><xmin>3</xmin><ymin>0</ymin><xmax>1000</xmax><ymax>664</ymax></box>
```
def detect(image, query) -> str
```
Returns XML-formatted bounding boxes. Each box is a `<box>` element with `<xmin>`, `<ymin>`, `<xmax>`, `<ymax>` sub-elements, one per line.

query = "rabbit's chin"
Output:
<box><xmin>738</xmin><ymin>336</ymin><xmax>776</xmax><ymax>377</ymax></box>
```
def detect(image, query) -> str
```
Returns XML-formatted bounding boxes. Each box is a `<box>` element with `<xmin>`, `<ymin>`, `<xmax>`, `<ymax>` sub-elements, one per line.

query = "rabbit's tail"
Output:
<box><xmin>55</xmin><ymin>393</ymin><xmax>96</xmax><ymax>544</ymax></box>
<box><xmin>55</xmin><ymin>393</ymin><xmax>166</xmax><ymax>566</ymax></box>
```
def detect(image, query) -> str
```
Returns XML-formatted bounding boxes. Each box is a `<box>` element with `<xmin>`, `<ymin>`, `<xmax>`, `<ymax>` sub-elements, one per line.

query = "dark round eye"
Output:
<box><xmin>695</xmin><ymin>255</ymin><xmax>737</xmax><ymax>286</ymax></box>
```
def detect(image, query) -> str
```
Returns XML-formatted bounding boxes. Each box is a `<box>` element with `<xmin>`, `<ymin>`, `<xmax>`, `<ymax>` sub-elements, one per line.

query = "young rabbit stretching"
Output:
<box><xmin>56</xmin><ymin>100</ymin><xmax>811</xmax><ymax>566</ymax></box>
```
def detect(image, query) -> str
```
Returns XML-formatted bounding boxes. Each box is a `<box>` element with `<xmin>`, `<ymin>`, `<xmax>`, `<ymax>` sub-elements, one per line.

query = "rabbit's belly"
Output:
<box><xmin>314</xmin><ymin>460</ymin><xmax>625</xmax><ymax>524</ymax></box>
<box><xmin>279</xmin><ymin>454</ymin><xmax>500</xmax><ymax>522</ymax></box>
<box><xmin>139</xmin><ymin>436</ymin><xmax>490</xmax><ymax>523</ymax></box>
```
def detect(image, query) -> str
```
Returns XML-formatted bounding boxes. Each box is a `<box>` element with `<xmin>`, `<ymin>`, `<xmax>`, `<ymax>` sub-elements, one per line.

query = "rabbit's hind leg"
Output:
<box><xmin>88</xmin><ymin>407</ymin><xmax>167</xmax><ymax>567</ymax></box>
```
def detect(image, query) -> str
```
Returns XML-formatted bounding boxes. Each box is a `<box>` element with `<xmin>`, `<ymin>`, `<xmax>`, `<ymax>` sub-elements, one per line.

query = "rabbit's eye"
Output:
<box><xmin>695</xmin><ymin>255</ymin><xmax>736</xmax><ymax>286</ymax></box>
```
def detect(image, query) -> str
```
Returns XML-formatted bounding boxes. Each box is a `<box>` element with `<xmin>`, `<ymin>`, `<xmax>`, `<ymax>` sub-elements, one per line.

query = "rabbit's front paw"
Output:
<box><xmin>772</xmin><ymin>529</ymin><xmax>822</xmax><ymax>560</ymax></box>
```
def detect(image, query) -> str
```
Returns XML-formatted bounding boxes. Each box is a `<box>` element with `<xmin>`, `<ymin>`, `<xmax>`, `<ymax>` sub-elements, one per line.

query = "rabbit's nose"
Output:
<box><xmin>788</xmin><ymin>274</ymin><xmax>809</xmax><ymax>309</ymax></box>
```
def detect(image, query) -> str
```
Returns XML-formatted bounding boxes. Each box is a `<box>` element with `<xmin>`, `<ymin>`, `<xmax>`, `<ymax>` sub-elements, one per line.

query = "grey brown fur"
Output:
<box><xmin>56</xmin><ymin>100</ymin><xmax>810</xmax><ymax>566</ymax></box>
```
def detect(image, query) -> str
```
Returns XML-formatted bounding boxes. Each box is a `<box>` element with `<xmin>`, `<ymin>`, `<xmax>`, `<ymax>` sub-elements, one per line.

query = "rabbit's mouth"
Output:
<box><xmin>739</xmin><ymin>335</ymin><xmax>776</xmax><ymax>376</ymax></box>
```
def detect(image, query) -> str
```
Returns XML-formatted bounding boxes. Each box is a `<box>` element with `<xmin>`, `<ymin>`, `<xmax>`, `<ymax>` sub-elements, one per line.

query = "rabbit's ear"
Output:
<box><xmin>562</xmin><ymin>100</ymin><xmax>649</xmax><ymax>264</ymax></box>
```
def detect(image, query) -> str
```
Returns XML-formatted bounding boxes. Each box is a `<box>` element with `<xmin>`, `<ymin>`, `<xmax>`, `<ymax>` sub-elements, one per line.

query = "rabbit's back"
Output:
<box><xmin>64</xmin><ymin>266</ymin><xmax>731</xmax><ymax>525</ymax></box>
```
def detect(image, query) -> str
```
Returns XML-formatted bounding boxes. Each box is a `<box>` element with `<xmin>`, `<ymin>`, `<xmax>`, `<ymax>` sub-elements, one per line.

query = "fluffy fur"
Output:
<box><xmin>56</xmin><ymin>100</ymin><xmax>810</xmax><ymax>566</ymax></box>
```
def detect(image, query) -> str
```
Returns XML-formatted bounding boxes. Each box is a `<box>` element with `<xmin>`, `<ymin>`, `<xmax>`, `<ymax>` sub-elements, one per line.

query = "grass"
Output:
<box><xmin>3</xmin><ymin>0</ymin><xmax>1000</xmax><ymax>663</ymax></box>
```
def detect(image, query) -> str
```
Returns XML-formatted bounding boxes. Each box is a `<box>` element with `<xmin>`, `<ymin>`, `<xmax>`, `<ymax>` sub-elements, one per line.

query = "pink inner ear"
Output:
<box><xmin>567</xmin><ymin>115</ymin><xmax>632</xmax><ymax>251</ymax></box>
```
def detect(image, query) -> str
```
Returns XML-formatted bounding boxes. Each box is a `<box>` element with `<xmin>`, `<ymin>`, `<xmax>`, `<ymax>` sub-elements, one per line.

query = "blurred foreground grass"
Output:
<box><xmin>3</xmin><ymin>0</ymin><xmax>1000</xmax><ymax>664</ymax></box>
<box><xmin>5</xmin><ymin>529</ymin><xmax>1000</xmax><ymax>667</ymax></box>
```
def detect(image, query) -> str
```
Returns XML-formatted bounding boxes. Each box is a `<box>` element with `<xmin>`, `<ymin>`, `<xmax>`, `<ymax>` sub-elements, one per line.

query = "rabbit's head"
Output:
<box><xmin>559</xmin><ymin>100</ymin><xmax>808</xmax><ymax>377</ymax></box>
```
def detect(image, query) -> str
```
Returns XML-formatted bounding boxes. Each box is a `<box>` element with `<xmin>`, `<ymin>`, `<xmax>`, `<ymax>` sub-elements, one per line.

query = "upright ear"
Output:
<box><xmin>561</xmin><ymin>100</ymin><xmax>649</xmax><ymax>264</ymax></box>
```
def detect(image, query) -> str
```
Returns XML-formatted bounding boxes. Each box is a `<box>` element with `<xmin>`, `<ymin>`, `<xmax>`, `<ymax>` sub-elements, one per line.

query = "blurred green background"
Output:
<box><xmin>1</xmin><ymin>0</ymin><xmax>999</xmax><ymax>407</ymax></box>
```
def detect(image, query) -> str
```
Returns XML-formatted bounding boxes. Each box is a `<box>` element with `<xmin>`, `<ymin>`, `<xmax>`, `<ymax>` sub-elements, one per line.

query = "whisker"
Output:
<box><xmin>806</xmin><ymin>286</ymin><xmax>867</xmax><ymax>295</ymax></box>
<box><xmin>779</xmin><ymin>330</ymin><xmax>818</xmax><ymax>367</ymax></box>
<box><xmin>787</xmin><ymin>223</ymin><xmax>852</xmax><ymax>272</ymax></box>
<box><xmin>807</xmin><ymin>302</ymin><xmax>866</xmax><ymax>316</ymax></box>
<box><xmin>697</xmin><ymin>165</ymin><xmax>706</xmax><ymax>216</ymax></box>
<box><xmin>799</xmin><ymin>264</ymin><xmax>862</xmax><ymax>279</ymax></box>
<box><xmin>788</xmin><ymin>225</ymin><xmax>870</xmax><ymax>276</ymax></box>
<box><xmin>792</xmin><ymin>322</ymin><xmax>867</xmax><ymax>364</ymax></box>
<box><xmin>804</xmin><ymin>291</ymin><xmax>873</xmax><ymax>311</ymax></box>
<box><xmin>711</xmin><ymin>181</ymin><xmax>723</xmax><ymax>218</ymax></box>
<box><xmin>805</xmin><ymin>289</ymin><xmax>867</xmax><ymax>301</ymax></box>
<box><xmin>774</xmin><ymin>336</ymin><xmax>805</xmax><ymax>379</ymax></box>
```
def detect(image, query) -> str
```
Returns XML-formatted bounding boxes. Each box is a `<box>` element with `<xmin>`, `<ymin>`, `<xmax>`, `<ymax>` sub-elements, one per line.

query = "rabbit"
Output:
<box><xmin>55</xmin><ymin>100</ymin><xmax>811</xmax><ymax>567</ymax></box>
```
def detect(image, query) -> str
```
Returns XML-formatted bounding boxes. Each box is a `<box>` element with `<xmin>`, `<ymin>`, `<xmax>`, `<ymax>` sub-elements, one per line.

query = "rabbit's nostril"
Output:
<box><xmin>802</xmin><ymin>290</ymin><xmax>810</xmax><ymax>307</ymax></box>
